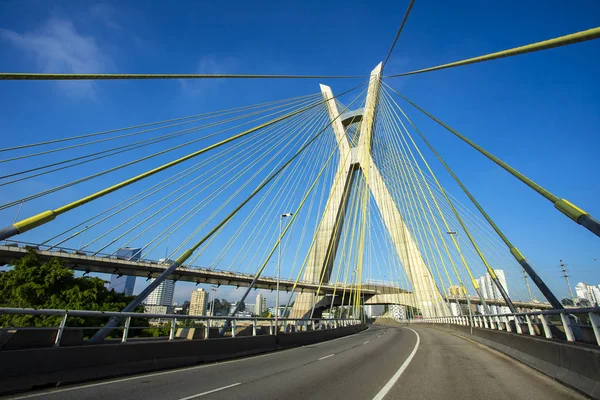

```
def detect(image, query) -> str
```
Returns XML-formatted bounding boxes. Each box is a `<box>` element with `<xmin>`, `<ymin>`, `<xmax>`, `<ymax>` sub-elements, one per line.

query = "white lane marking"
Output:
<box><xmin>178</xmin><ymin>383</ymin><xmax>241</xmax><ymax>400</ymax></box>
<box><xmin>9</xmin><ymin>351</ymin><xmax>277</xmax><ymax>399</ymax></box>
<box><xmin>11</xmin><ymin>328</ymin><xmax>370</xmax><ymax>399</ymax></box>
<box><xmin>363</xmin><ymin>341</ymin><xmax>370</xmax><ymax>344</ymax></box>
<box><xmin>318</xmin><ymin>354</ymin><xmax>335</xmax><ymax>360</ymax></box>
<box><xmin>378</xmin><ymin>335</ymin><xmax>382</xmax><ymax>338</ymax></box>
<box><xmin>371</xmin><ymin>328</ymin><xmax>420</xmax><ymax>400</ymax></box>
<box><xmin>309</xmin><ymin>326</ymin><xmax>369</xmax><ymax>346</ymax></box>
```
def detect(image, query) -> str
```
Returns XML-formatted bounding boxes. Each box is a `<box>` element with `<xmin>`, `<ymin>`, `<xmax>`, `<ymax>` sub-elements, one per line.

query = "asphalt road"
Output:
<box><xmin>5</xmin><ymin>325</ymin><xmax>585</xmax><ymax>400</ymax></box>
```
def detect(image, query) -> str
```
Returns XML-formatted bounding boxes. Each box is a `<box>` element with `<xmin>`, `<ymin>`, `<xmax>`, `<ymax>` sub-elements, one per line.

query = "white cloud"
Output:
<box><xmin>0</xmin><ymin>17</ymin><xmax>112</xmax><ymax>99</ymax></box>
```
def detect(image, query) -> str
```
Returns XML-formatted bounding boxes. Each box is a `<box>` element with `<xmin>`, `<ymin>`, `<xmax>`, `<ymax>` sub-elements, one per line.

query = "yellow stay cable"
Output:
<box><xmin>387</xmin><ymin>27</ymin><xmax>600</xmax><ymax>78</ymax></box>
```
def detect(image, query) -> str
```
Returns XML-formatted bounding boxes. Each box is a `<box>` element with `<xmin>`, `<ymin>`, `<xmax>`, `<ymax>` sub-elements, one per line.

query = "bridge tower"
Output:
<box><xmin>291</xmin><ymin>63</ymin><xmax>448</xmax><ymax>319</ymax></box>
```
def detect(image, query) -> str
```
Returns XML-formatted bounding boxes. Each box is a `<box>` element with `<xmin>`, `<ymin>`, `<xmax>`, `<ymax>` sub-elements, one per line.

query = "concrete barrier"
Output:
<box><xmin>0</xmin><ymin>324</ymin><xmax>366</xmax><ymax>395</ymax></box>
<box><xmin>0</xmin><ymin>329</ymin><xmax>83</xmax><ymax>350</ymax></box>
<box><xmin>430</xmin><ymin>324</ymin><xmax>600</xmax><ymax>399</ymax></box>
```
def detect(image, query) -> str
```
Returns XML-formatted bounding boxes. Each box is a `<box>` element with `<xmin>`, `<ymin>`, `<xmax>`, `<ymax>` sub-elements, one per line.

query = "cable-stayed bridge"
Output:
<box><xmin>0</xmin><ymin>2</ymin><xmax>599</xmax><ymax>398</ymax></box>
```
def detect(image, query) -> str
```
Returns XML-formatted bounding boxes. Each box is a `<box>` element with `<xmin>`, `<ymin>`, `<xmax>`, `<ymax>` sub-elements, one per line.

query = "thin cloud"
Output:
<box><xmin>0</xmin><ymin>17</ymin><xmax>112</xmax><ymax>99</ymax></box>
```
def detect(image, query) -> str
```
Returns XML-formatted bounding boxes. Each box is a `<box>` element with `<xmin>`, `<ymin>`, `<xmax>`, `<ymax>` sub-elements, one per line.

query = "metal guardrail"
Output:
<box><xmin>413</xmin><ymin>307</ymin><xmax>600</xmax><ymax>346</ymax></box>
<box><xmin>0</xmin><ymin>307</ymin><xmax>361</xmax><ymax>347</ymax></box>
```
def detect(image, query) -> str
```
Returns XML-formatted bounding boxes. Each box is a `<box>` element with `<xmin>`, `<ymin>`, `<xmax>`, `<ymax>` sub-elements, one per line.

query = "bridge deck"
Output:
<box><xmin>0</xmin><ymin>245</ymin><xmax>407</xmax><ymax>296</ymax></box>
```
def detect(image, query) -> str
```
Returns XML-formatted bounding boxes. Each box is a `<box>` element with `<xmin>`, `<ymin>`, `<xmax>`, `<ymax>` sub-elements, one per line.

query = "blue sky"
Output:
<box><xmin>0</xmin><ymin>0</ymin><xmax>599</xmax><ymax>304</ymax></box>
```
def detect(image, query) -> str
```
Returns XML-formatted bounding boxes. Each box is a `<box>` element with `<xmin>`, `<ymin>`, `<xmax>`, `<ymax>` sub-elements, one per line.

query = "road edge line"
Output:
<box><xmin>371</xmin><ymin>327</ymin><xmax>420</xmax><ymax>400</ymax></box>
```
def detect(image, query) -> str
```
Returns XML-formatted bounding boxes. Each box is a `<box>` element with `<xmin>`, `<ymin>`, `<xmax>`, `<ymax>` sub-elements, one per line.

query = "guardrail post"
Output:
<box><xmin>515</xmin><ymin>316</ymin><xmax>523</xmax><ymax>334</ymax></box>
<box><xmin>484</xmin><ymin>316</ymin><xmax>489</xmax><ymax>329</ymax></box>
<box><xmin>231</xmin><ymin>319</ymin><xmax>237</xmax><ymax>338</ymax></box>
<box><xmin>504</xmin><ymin>316</ymin><xmax>512</xmax><ymax>332</ymax></box>
<box><xmin>283</xmin><ymin>320</ymin><xmax>288</xmax><ymax>333</ymax></box>
<box><xmin>560</xmin><ymin>312</ymin><xmax>575</xmax><ymax>342</ymax></box>
<box><xmin>588</xmin><ymin>312</ymin><xmax>600</xmax><ymax>346</ymax></box>
<box><xmin>334</xmin><ymin>320</ymin><xmax>338</xmax><ymax>329</ymax></box>
<box><xmin>252</xmin><ymin>319</ymin><xmax>257</xmax><ymax>336</ymax></box>
<box><xmin>121</xmin><ymin>316</ymin><xmax>131</xmax><ymax>343</ymax></box>
<box><xmin>205</xmin><ymin>319</ymin><xmax>211</xmax><ymax>340</ymax></box>
<box><xmin>525</xmin><ymin>315</ymin><xmax>535</xmax><ymax>336</ymax></box>
<box><xmin>54</xmin><ymin>313</ymin><xmax>68</xmax><ymax>347</ymax></box>
<box><xmin>539</xmin><ymin>314</ymin><xmax>552</xmax><ymax>339</ymax></box>
<box><xmin>269</xmin><ymin>320</ymin><xmax>274</xmax><ymax>335</ymax></box>
<box><xmin>495</xmin><ymin>316</ymin><xmax>502</xmax><ymax>330</ymax></box>
<box><xmin>169</xmin><ymin>318</ymin><xmax>177</xmax><ymax>341</ymax></box>
<box><xmin>312</xmin><ymin>320</ymin><xmax>316</xmax><ymax>330</ymax></box>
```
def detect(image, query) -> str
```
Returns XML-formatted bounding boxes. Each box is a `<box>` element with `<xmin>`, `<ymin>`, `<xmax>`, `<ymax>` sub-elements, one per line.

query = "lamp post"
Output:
<box><xmin>276</xmin><ymin>212</ymin><xmax>292</xmax><ymax>335</ymax></box>
<box><xmin>210</xmin><ymin>286</ymin><xmax>217</xmax><ymax>316</ymax></box>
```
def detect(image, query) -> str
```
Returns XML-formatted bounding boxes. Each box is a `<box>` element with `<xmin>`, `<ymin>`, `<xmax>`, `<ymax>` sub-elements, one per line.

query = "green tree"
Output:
<box><xmin>0</xmin><ymin>251</ymin><xmax>145</xmax><ymax>330</ymax></box>
<box><xmin>220</xmin><ymin>299</ymin><xmax>231</xmax><ymax>315</ymax></box>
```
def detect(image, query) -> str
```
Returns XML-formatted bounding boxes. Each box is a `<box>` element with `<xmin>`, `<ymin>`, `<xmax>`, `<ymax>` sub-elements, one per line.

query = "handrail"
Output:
<box><xmin>0</xmin><ymin>307</ymin><xmax>361</xmax><ymax>347</ymax></box>
<box><xmin>412</xmin><ymin>307</ymin><xmax>600</xmax><ymax>346</ymax></box>
<box><xmin>0</xmin><ymin>307</ymin><xmax>357</xmax><ymax>322</ymax></box>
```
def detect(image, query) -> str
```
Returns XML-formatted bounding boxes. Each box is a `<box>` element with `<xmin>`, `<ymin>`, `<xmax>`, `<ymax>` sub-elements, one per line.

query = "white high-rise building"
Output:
<box><xmin>575</xmin><ymin>282</ymin><xmax>600</xmax><ymax>306</ymax></box>
<box><xmin>477</xmin><ymin>269</ymin><xmax>510</xmax><ymax>315</ymax></box>
<box><xmin>591</xmin><ymin>286</ymin><xmax>600</xmax><ymax>306</ymax></box>
<box><xmin>255</xmin><ymin>293</ymin><xmax>265</xmax><ymax>316</ymax></box>
<box><xmin>389</xmin><ymin>304</ymin><xmax>405</xmax><ymax>320</ymax></box>
<box><xmin>575</xmin><ymin>282</ymin><xmax>587</xmax><ymax>302</ymax></box>
<box><xmin>145</xmin><ymin>279</ymin><xmax>175</xmax><ymax>309</ymax></box>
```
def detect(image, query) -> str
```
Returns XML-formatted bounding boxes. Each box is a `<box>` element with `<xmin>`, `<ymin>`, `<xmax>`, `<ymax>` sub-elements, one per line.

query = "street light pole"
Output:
<box><xmin>210</xmin><ymin>286</ymin><xmax>217</xmax><ymax>316</ymax></box>
<box><xmin>276</xmin><ymin>212</ymin><xmax>292</xmax><ymax>335</ymax></box>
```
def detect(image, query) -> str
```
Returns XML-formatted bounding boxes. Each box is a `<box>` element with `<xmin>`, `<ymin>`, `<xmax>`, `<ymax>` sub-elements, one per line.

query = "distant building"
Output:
<box><xmin>145</xmin><ymin>279</ymin><xmax>175</xmax><ymax>308</ymax></box>
<box><xmin>189</xmin><ymin>289</ymin><xmax>208</xmax><ymax>316</ymax></box>
<box><xmin>477</xmin><ymin>269</ymin><xmax>510</xmax><ymax>315</ymax></box>
<box><xmin>450</xmin><ymin>302</ymin><xmax>461</xmax><ymax>317</ymax></box>
<box><xmin>255</xmin><ymin>293</ymin><xmax>268</xmax><ymax>315</ymax></box>
<box><xmin>575</xmin><ymin>282</ymin><xmax>600</xmax><ymax>307</ymax></box>
<box><xmin>389</xmin><ymin>304</ymin><xmax>405</xmax><ymax>320</ymax></box>
<box><xmin>364</xmin><ymin>305</ymin><xmax>385</xmax><ymax>318</ymax></box>
<box><xmin>448</xmin><ymin>285</ymin><xmax>463</xmax><ymax>297</ymax></box>
<box><xmin>144</xmin><ymin>259</ymin><xmax>176</xmax><ymax>310</ymax></box>
<box><xmin>107</xmin><ymin>247</ymin><xmax>141</xmax><ymax>296</ymax></box>
<box><xmin>174</xmin><ymin>301</ymin><xmax>190</xmax><ymax>315</ymax></box>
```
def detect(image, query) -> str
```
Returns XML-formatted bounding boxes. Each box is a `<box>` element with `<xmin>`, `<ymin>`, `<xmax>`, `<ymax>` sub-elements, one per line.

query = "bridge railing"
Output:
<box><xmin>413</xmin><ymin>307</ymin><xmax>600</xmax><ymax>346</ymax></box>
<box><xmin>0</xmin><ymin>307</ymin><xmax>361</xmax><ymax>348</ymax></box>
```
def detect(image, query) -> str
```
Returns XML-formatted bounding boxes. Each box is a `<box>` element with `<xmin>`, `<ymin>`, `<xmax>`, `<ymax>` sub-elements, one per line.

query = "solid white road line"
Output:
<box><xmin>177</xmin><ymin>383</ymin><xmax>242</xmax><ymax>400</ymax></box>
<box><xmin>318</xmin><ymin>354</ymin><xmax>335</xmax><ymax>360</ymax></box>
<box><xmin>363</xmin><ymin>341</ymin><xmax>370</xmax><ymax>344</ymax></box>
<box><xmin>371</xmin><ymin>327</ymin><xmax>420</xmax><ymax>400</ymax></box>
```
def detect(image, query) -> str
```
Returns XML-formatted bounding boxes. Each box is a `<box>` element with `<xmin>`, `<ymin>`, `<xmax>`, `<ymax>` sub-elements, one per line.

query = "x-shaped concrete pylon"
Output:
<box><xmin>291</xmin><ymin>63</ymin><xmax>448</xmax><ymax>319</ymax></box>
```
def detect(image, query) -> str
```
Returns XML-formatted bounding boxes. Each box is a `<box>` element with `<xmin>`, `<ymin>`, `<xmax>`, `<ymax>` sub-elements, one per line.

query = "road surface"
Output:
<box><xmin>4</xmin><ymin>325</ymin><xmax>584</xmax><ymax>400</ymax></box>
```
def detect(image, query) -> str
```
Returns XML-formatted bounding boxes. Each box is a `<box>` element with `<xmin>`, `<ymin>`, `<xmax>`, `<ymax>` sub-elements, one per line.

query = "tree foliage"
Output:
<box><xmin>0</xmin><ymin>251</ymin><xmax>142</xmax><ymax>328</ymax></box>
